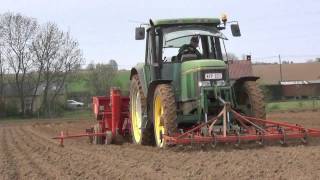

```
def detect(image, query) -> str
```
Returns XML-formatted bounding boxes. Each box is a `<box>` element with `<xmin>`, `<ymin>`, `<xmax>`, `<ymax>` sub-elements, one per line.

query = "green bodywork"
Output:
<box><xmin>132</xmin><ymin>59</ymin><xmax>234</xmax><ymax>124</ymax></box>
<box><xmin>180</xmin><ymin>59</ymin><xmax>226</xmax><ymax>101</ymax></box>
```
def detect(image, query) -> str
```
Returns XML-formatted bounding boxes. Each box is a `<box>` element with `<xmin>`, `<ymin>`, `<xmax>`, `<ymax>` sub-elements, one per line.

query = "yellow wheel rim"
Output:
<box><xmin>131</xmin><ymin>90</ymin><xmax>142</xmax><ymax>143</ymax></box>
<box><xmin>154</xmin><ymin>94</ymin><xmax>165</xmax><ymax>147</ymax></box>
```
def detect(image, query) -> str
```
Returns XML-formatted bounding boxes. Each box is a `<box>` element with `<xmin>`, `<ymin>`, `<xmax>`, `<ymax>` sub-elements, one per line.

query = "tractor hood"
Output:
<box><xmin>180</xmin><ymin>59</ymin><xmax>227</xmax><ymax>102</ymax></box>
<box><xmin>181</xmin><ymin>59</ymin><xmax>226</xmax><ymax>74</ymax></box>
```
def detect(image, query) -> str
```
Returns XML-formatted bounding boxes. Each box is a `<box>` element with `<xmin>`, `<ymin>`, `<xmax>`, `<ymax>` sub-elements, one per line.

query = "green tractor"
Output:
<box><xmin>130</xmin><ymin>17</ymin><xmax>265</xmax><ymax>148</ymax></box>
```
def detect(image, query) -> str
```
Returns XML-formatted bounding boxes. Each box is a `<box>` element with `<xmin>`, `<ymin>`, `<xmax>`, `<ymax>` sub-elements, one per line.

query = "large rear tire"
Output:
<box><xmin>237</xmin><ymin>81</ymin><xmax>266</xmax><ymax>119</ymax></box>
<box><xmin>153</xmin><ymin>84</ymin><xmax>178</xmax><ymax>148</ymax></box>
<box><xmin>130</xmin><ymin>75</ymin><xmax>154</xmax><ymax>145</ymax></box>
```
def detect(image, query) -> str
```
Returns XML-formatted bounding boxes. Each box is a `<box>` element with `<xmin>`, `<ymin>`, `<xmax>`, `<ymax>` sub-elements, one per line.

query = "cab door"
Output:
<box><xmin>144</xmin><ymin>28</ymin><xmax>160</xmax><ymax>85</ymax></box>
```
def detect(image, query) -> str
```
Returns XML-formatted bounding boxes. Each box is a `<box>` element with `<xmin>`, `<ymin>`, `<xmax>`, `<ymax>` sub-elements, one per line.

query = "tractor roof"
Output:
<box><xmin>153</xmin><ymin>18</ymin><xmax>221</xmax><ymax>27</ymax></box>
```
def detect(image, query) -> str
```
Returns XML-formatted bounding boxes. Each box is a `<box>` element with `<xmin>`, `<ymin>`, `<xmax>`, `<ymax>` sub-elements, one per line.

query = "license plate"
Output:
<box><xmin>204</xmin><ymin>73</ymin><xmax>222</xmax><ymax>80</ymax></box>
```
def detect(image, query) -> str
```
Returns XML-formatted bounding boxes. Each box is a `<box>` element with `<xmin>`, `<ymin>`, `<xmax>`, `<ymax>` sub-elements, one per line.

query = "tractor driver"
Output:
<box><xmin>177</xmin><ymin>36</ymin><xmax>202</xmax><ymax>61</ymax></box>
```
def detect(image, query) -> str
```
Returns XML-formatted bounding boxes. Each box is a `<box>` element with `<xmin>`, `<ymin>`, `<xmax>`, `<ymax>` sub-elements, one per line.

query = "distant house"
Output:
<box><xmin>252</xmin><ymin>62</ymin><xmax>320</xmax><ymax>100</ymax></box>
<box><xmin>1</xmin><ymin>82</ymin><xmax>66</xmax><ymax>114</ymax></box>
<box><xmin>228</xmin><ymin>60</ymin><xmax>253</xmax><ymax>80</ymax></box>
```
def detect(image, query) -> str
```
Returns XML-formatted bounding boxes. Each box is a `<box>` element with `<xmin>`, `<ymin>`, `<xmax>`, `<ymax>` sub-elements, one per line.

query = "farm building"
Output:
<box><xmin>0</xmin><ymin>83</ymin><xmax>66</xmax><ymax>116</ymax></box>
<box><xmin>252</xmin><ymin>62</ymin><xmax>320</xmax><ymax>100</ymax></box>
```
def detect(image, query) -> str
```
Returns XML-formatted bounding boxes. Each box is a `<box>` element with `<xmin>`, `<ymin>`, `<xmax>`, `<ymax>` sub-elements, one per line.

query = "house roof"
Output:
<box><xmin>252</xmin><ymin>62</ymin><xmax>320</xmax><ymax>85</ymax></box>
<box><xmin>2</xmin><ymin>83</ymin><xmax>65</xmax><ymax>97</ymax></box>
<box><xmin>2</xmin><ymin>83</ymin><xmax>37</xmax><ymax>97</ymax></box>
<box><xmin>228</xmin><ymin>60</ymin><xmax>253</xmax><ymax>80</ymax></box>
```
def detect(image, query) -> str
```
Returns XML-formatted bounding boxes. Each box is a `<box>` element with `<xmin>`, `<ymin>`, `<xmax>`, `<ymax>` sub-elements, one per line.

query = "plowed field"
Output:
<box><xmin>1</xmin><ymin>110</ymin><xmax>320</xmax><ymax>180</ymax></box>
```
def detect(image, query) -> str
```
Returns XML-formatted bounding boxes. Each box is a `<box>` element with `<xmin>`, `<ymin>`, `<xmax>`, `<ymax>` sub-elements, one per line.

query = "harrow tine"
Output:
<box><xmin>234</xmin><ymin>131</ymin><xmax>241</xmax><ymax>148</ymax></box>
<box><xmin>279</xmin><ymin>128</ymin><xmax>287</xmax><ymax>146</ymax></box>
<box><xmin>301</xmin><ymin>129</ymin><xmax>308</xmax><ymax>144</ymax></box>
<box><xmin>257</xmin><ymin>132</ymin><xmax>265</xmax><ymax>146</ymax></box>
<box><xmin>211</xmin><ymin>133</ymin><xmax>217</xmax><ymax>148</ymax></box>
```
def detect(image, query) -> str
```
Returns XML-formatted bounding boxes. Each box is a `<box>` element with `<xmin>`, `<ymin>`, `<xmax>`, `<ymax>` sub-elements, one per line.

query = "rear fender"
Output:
<box><xmin>232</xmin><ymin>76</ymin><xmax>259</xmax><ymax>87</ymax></box>
<box><xmin>130</xmin><ymin>67</ymin><xmax>147</xmax><ymax>96</ymax></box>
<box><xmin>232</xmin><ymin>76</ymin><xmax>260</xmax><ymax>105</ymax></box>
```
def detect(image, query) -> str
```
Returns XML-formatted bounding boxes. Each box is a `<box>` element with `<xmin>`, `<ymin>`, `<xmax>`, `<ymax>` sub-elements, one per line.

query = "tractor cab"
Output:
<box><xmin>135</xmin><ymin>17</ymin><xmax>240</xmax><ymax>64</ymax></box>
<box><xmin>134</xmin><ymin>18</ymin><xmax>241</xmax><ymax>108</ymax></box>
<box><xmin>161</xmin><ymin>24</ymin><xmax>226</xmax><ymax>62</ymax></box>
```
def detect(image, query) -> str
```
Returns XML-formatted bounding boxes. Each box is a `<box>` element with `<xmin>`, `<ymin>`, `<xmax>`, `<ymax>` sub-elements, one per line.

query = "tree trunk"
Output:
<box><xmin>30</xmin><ymin>70</ymin><xmax>43</xmax><ymax>114</ymax></box>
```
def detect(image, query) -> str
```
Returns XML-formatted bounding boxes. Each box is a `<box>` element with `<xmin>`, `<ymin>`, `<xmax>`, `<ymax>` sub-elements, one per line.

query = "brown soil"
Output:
<box><xmin>1</xmin><ymin>111</ymin><xmax>320</xmax><ymax>180</ymax></box>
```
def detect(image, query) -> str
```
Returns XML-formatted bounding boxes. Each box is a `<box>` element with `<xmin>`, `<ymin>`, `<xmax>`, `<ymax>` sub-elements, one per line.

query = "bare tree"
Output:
<box><xmin>31</xmin><ymin>22</ymin><xmax>83</xmax><ymax>117</ymax></box>
<box><xmin>223</xmin><ymin>53</ymin><xmax>239</xmax><ymax>61</ymax></box>
<box><xmin>0</xmin><ymin>12</ymin><xmax>38</xmax><ymax>116</ymax></box>
<box><xmin>87</xmin><ymin>63</ymin><xmax>117</xmax><ymax>96</ymax></box>
<box><xmin>30</xmin><ymin>22</ymin><xmax>61</xmax><ymax>114</ymax></box>
<box><xmin>0</xmin><ymin>47</ymin><xmax>5</xmax><ymax>116</ymax></box>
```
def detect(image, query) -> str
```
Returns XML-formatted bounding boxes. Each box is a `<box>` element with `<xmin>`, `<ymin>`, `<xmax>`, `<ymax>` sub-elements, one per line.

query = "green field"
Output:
<box><xmin>67</xmin><ymin>70</ymin><xmax>130</xmax><ymax>93</ymax></box>
<box><xmin>267</xmin><ymin>99</ymin><xmax>320</xmax><ymax>112</ymax></box>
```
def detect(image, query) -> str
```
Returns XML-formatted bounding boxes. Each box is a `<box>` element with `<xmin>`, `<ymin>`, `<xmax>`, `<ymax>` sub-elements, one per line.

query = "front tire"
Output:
<box><xmin>153</xmin><ymin>84</ymin><xmax>177</xmax><ymax>148</ymax></box>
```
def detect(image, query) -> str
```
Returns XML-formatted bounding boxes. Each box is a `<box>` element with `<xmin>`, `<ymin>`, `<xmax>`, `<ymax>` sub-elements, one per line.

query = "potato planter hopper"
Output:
<box><xmin>53</xmin><ymin>88</ymin><xmax>131</xmax><ymax>146</ymax></box>
<box><xmin>53</xmin><ymin>88</ymin><xmax>320</xmax><ymax>147</ymax></box>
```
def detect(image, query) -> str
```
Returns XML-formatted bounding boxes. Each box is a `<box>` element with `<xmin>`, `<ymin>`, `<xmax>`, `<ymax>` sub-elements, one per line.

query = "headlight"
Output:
<box><xmin>216</xmin><ymin>80</ymin><xmax>225</xmax><ymax>86</ymax></box>
<box><xmin>198</xmin><ymin>81</ymin><xmax>211</xmax><ymax>87</ymax></box>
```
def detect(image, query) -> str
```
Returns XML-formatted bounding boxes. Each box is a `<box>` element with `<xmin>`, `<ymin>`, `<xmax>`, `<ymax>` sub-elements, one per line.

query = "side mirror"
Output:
<box><xmin>135</xmin><ymin>27</ymin><xmax>145</xmax><ymax>40</ymax></box>
<box><xmin>231</xmin><ymin>24</ymin><xmax>241</xmax><ymax>37</ymax></box>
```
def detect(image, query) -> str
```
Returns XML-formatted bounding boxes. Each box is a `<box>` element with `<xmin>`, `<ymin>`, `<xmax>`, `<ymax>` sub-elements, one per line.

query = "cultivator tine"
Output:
<box><xmin>190</xmin><ymin>132</ymin><xmax>195</xmax><ymax>146</ymax></box>
<box><xmin>211</xmin><ymin>133</ymin><xmax>217</xmax><ymax>148</ymax></box>
<box><xmin>278</xmin><ymin>128</ymin><xmax>287</xmax><ymax>145</ymax></box>
<box><xmin>257</xmin><ymin>132</ymin><xmax>265</xmax><ymax>146</ymax></box>
<box><xmin>301</xmin><ymin>129</ymin><xmax>308</xmax><ymax>144</ymax></box>
<box><xmin>235</xmin><ymin>130</ymin><xmax>241</xmax><ymax>147</ymax></box>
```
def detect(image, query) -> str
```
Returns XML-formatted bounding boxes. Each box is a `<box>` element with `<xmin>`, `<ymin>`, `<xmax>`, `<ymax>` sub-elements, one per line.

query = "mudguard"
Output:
<box><xmin>232</xmin><ymin>76</ymin><xmax>259</xmax><ymax>87</ymax></box>
<box><xmin>130</xmin><ymin>63</ymin><xmax>148</xmax><ymax>96</ymax></box>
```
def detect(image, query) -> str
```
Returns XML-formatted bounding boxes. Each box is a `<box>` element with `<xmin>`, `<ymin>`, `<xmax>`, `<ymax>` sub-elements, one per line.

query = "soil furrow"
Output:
<box><xmin>6</xmin><ymin>128</ymin><xmax>51</xmax><ymax>179</ymax></box>
<box><xmin>0</xmin><ymin>128</ymin><xmax>19</xmax><ymax>180</ymax></box>
<box><xmin>19</xmin><ymin>126</ymin><xmax>104</xmax><ymax>179</ymax></box>
<box><xmin>1</xmin><ymin>110</ymin><xmax>319</xmax><ymax>180</ymax></box>
<box><xmin>12</xmin><ymin>126</ymin><xmax>68</xmax><ymax>179</ymax></box>
<box><xmin>24</xmin><ymin>125</ymin><xmax>169</xmax><ymax>179</ymax></box>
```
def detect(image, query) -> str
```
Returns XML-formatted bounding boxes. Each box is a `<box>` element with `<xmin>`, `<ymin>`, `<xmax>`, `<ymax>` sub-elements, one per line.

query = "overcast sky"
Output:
<box><xmin>1</xmin><ymin>0</ymin><xmax>320</xmax><ymax>68</ymax></box>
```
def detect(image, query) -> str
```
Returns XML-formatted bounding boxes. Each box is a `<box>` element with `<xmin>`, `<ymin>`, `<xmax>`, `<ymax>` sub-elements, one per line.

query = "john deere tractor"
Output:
<box><xmin>130</xmin><ymin>17</ymin><xmax>265</xmax><ymax>148</ymax></box>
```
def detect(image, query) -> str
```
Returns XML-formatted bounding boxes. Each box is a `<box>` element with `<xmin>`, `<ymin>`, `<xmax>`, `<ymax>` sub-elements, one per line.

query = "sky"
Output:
<box><xmin>1</xmin><ymin>0</ymin><xmax>320</xmax><ymax>69</ymax></box>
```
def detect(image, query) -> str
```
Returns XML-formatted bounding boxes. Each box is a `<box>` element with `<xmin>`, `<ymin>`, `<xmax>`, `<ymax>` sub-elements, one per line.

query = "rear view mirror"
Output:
<box><xmin>135</xmin><ymin>27</ymin><xmax>145</xmax><ymax>40</ymax></box>
<box><xmin>231</xmin><ymin>24</ymin><xmax>241</xmax><ymax>37</ymax></box>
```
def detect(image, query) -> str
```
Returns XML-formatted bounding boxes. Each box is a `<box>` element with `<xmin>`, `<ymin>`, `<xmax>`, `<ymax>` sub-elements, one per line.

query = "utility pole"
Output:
<box><xmin>278</xmin><ymin>54</ymin><xmax>283</xmax><ymax>83</ymax></box>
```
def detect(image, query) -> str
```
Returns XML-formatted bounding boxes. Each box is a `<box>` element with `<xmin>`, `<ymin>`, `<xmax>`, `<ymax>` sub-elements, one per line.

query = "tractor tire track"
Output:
<box><xmin>0</xmin><ymin>128</ymin><xmax>19</xmax><ymax>180</ymax></box>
